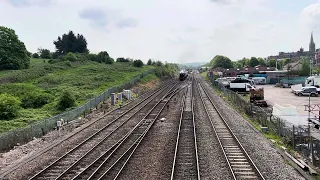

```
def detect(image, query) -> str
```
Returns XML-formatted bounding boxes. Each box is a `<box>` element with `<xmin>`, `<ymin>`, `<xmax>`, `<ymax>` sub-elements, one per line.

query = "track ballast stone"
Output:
<box><xmin>202</xmin><ymin>80</ymin><xmax>306</xmax><ymax>180</ymax></box>
<box><xmin>193</xmin><ymin>82</ymin><xmax>234</xmax><ymax>179</ymax></box>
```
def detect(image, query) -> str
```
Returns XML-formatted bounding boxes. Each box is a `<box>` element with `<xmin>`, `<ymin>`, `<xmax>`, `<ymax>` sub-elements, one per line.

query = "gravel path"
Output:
<box><xmin>201</xmin><ymin>78</ymin><xmax>306</xmax><ymax>180</ymax></box>
<box><xmin>193</xmin><ymin>82</ymin><xmax>234</xmax><ymax>179</ymax></box>
<box><xmin>116</xmin><ymin>88</ymin><xmax>186</xmax><ymax>180</ymax></box>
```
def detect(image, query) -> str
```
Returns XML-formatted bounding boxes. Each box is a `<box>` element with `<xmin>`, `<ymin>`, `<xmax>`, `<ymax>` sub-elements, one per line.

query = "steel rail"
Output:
<box><xmin>170</xmin><ymin>89</ymin><xmax>186</xmax><ymax>180</ymax></box>
<box><xmin>0</xmin><ymin>80</ymin><xmax>175</xmax><ymax>179</ymax></box>
<box><xmin>197</xmin><ymin>79</ymin><xmax>265</xmax><ymax>180</ymax></box>
<box><xmin>106</xmin><ymin>84</ymin><xmax>187</xmax><ymax>180</ymax></box>
<box><xmin>29</xmin><ymin>81</ymin><xmax>178</xmax><ymax>180</ymax></box>
<box><xmin>71</xmin><ymin>82</ymin><xmax>181</xmax><ymax>180</ymax></box>
<box><xmin>171</xmin><ymin>79</ymin><xmax>200</xmax><ymax>180</ymax></box>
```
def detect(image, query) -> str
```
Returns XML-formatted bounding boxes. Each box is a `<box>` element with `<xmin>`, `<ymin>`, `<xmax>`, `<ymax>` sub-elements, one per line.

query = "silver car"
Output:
<box><xmin>294</xmin><ymin>87</ymin><xmax>318</xmax><ymax>97</ymax></box>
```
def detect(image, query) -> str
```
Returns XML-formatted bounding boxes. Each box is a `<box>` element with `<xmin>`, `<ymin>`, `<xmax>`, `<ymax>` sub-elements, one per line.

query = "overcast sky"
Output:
<box><xmin>1</xmin><ymin>0</ymin><xmax>320</xmax><ymax>63</ymax></box>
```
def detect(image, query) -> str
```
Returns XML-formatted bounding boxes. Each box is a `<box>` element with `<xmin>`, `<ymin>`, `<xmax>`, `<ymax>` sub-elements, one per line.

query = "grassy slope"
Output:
<box><xmin>0</xmin><ymin>58</ymin><xmax>154</xmax><ymax>133</ymax></box>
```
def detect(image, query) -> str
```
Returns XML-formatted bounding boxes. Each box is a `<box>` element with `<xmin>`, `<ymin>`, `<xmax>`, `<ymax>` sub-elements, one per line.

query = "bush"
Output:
<box><xmin>116</xmin><ymin>57</ymin><xmax>130</xmax><ymax>62</ymax></box>
<box><xmin>51</xmin><ymin>52</ymin><xmax>59</xmax><ymax>59</ymax></box>
<box><xmin>57</xmin><ymin>91</ymin><xmax>76</xmax><ymax>110</ymax></box>
<box><xmin>21</xmin><ymin>92</ymin><xmax>53</xmax><ymax>108</ymax></box>
<box><xmin>0</xmin><ymin>93</ymin><xmax>21</xmax><ymax>119</ymax></box>
<box><xmin>88</xmin><ymin>53</ymin><xmax>98</xmax><ymax>62</ymax></box>
<box><xmin>133</xmin><ymin>60</ymin><xmax>144</xmax><ymax>67</ymax></box>
<box><xmin>40</xmin><ymin>49</ymin><xmax>51</xmax><ymax>59</ymax></box>
<box><xmin>64</xmin><ymin>52</ymin><xmax>78</xmax><ymax>62</ymax></box>
<box><xmin>32</xmin><ymin>53</ymin><xmax>39</xmax><ymax>58</ymax></box>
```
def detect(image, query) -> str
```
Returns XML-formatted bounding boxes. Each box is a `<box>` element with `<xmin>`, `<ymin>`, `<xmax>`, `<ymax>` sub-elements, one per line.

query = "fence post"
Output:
<box><xmin>292</xmin><ymin>125</ymin><xmax>295</xmax><ymax>149</ymax></box>
<box><xmin>277</xmin><ymin>118</ymin><xmax>281</xmax><ymax>136</ymax></box>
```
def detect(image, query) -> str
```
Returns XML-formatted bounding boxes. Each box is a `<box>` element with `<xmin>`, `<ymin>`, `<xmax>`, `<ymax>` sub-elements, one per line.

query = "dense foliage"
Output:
<box><xmin>97</xmin><ymin>51</ymin><xmax>114</xmax><ymax>64</ymax></box>
<box><xmin>0</xmin><ymin>93</ymin><xmax>21</xmax><ymax>119</ymax></box>
<box><xmin>53</xmin><ymin>30</ymin><xmax>88</xmax><ymax>55</ymax></box>
<box><xmin>210</xmin><ymin>55</ymin><xmax>233</xmax><ymax>69</ymax></box>
<box><xmin>57</xmin><ymin>91</ymin><xmax>76</xmax><ymax>110</ymax></box>
<box><xmin>39</xmin><ymin>48</ymin><xmax>51</xmax><ymax>59</ymax></box>
<box><xmin>116</xmin><ymin>57</ymin><xmax>130</xmax><ymax>62</ymax></box>
<box><xmin>133</xmin><ymin>60</ymin><xmax>144</xmax><ymax>67</ymax></box>
<box><xmin>0</xmin><ymin>26</ymin><xmax>30</xmax><ymax>70</ymax></box>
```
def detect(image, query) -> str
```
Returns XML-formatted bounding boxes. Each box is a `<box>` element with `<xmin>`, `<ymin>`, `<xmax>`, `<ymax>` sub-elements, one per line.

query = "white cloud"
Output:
<box><xmin>0</xmin><ymin>0</ymin><xmax>318</xmax><ymax>63</ymax></box>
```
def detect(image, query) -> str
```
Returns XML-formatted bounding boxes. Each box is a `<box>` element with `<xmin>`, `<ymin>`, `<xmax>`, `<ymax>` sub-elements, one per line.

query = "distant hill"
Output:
<box><xmin>180</xmin><ymin>62</ymin><xmax>208</xmax><ymax>69</ymax></box>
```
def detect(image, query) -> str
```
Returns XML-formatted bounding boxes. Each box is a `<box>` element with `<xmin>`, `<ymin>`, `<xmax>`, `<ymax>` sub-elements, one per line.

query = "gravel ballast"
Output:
<box><xmin>201</xmin><ymin>79</ymin><xmax>306</xmax><ymax>180</ymax></box>
<box><xmin>193</xmin><ymin>82</ymin><xmax>234</xmax><ymax>179</ymax></box>
<box><xmin>116</xmin><ymin>87</ymin><xmax>185</xmax><ymax>180</ymax></box>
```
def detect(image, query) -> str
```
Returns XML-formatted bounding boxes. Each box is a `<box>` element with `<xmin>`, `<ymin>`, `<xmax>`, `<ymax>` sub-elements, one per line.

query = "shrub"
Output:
<box><xmin>64</xmin><ymin>52</ymin><xmax>78</xmax><ymax>62</ymax></box>
<box><xmin>116</xmin><ymin>57</ymin><xmax>130</xmax><ymax>62</ymax></box>
<box><xmin>21</xmin><ymin>92</ymin><xmax>53</xmax><ymax>108</ymax></box>
<box><xmin>32</xmin><ymin>53</ymin><xmax>39</xmax><ymax>58</ymax></box>
<box><xmin>39</xmin><ymin>49</ymin><xmax>51</xmax><ymax>59</ymax></box>
<box><xmin>133</xmin><ymin>60</ymin><xmax>144</xmax><ymax>67</ymax></box>
<box><xmin>0</xmin><ymin>93</ymin><xmax>21</xmax><ymax>120</ymax></box>
<box><xmin>51</xmin><ymin>52</ymin><xmax>59</xmax><ymax>59</ymax></box>
<box><xmin>57</xmin><ymin>91</ymin><xmax>76</xmax><ymax>110</ymax></box>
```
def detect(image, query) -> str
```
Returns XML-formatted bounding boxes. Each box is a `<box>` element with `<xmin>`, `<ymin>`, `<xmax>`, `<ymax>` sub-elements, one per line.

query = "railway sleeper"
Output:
<box><xmin>238</xmin><ymin>175</ymin><xmax>259</xmax><ymax>179</ymax></box>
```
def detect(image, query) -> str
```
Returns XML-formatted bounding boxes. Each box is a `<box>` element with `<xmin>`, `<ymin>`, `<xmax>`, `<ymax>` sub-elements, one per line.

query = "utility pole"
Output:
<box><xmin>310</xmin><ymin>56</ymin><xmax>313</xmax><ymax>76</ymax></box>
<box><xmin>308</xmin><ymin>94</ymin><xmax>314</xmax><ymax>165</ymax></box>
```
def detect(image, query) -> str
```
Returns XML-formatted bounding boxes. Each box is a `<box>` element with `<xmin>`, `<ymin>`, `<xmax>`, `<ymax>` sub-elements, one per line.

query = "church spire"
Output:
<box><xmin>311</xmin><ymin>31</ymin><xmax>315</xmax><ymax>45</ymax></box>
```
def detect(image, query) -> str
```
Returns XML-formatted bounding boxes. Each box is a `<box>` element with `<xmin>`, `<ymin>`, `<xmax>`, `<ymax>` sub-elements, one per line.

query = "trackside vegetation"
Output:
<box><xmin>0</xmin><ymin>26</ymin><xmax>179</xmax><ymax>133</ymax></box>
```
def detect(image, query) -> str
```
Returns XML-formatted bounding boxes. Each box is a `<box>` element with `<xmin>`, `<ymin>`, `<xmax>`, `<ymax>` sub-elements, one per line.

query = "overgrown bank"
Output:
<box><xmin>0</xmin><ymin>58</ymin><xmax>177</xmax><ymax>134</ymax></box>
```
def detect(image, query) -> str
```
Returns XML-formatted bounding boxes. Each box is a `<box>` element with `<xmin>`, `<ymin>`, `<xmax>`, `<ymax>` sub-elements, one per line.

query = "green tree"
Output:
<box><xmin>238</xmin><ymin>58</ymin><xmax>247</xmax><ymax>67</ymax></box>
<box><xmin>258</xmin><ymin>57</ymin><xmax>266</xmax><ymax>66</ymax></box>
<box><xmin>248</xmin><ymin>57</ymin><xmax>260</xmax><ymax>67</ymax></box>
<box><xmin>300</xmin><ymin>58</ymin><xmax>310</xmax><ymax>76</ymax></box>
<box><xmin>27</xmin><ymin>51</ymin><xmax>32</xmax><ymax>57</ymax></box>
<box><xmin>210</xmin><ymin>55</ymin><xmax>233</xmax><ymax>68</ymax></box>
<box><xmin>88</xmin><ymin>53</ymin><xmax>98</xmax><ymax>62</ymax></box>
<box><xmin>0</xmin><ymin>93</ymin><xmax>21</xmax><ymax>119</ymax></box>
<box><xmin>32</xmin><ymin>53</ymin><xmax>39</xmax><ymax>58</ymax></box>
<box><xmin>51</xmin><ymin>52</ymin><xmax>59</xmax><ymax>59</ymax></box>
<box><xmin>268</xmin><ymin>59</ymin><xmax>277</xmax><ymax>67</ymax></box>
<box><xmin>53</xmin><ymin>30</ymin><xmax>89</xmax><ymax>55</ymax></box>
<box><xmin>0</xmin><ymin>26</ymin><xmax>30</xmax><ymax>70</ymax></box>
<box><xmin>38</xmin><ymin>48</ymin><xmax>51</xmax><ymax>59</ymax></box>
<box><xmin>155</xmin><ymin>61</ymin><xmax>163</xmax><ymax>66</ymax></box>
<box><xmin>57</xmin><ymin>91</ymin><xmax>76</xmax><ymax>111</ymax></box>
<box><xmin>233</xmin><ymin>61</ymin><xmax>242</xmax><ymax>68</ymax></box>
<box><xmin>147</xmin><ymin>59</ymin><xmax>152</xmax><ymax>65</ymax></box>
<box><xmin>97</xmin><ymin>51</ymin><xmax>114</xmax><ymax>64</ymax></box>
<box><xmin>133</xmin><ymin>59</ymin><xmax>144</xmax><ymax>67</ymax></box>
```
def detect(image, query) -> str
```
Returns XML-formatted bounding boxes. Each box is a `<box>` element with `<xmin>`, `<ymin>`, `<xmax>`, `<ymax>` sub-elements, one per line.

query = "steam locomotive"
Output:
<box><xmin>179</xmin><ymin>70</ymin><xmax>188</xmax><ymax>81</ymax></box>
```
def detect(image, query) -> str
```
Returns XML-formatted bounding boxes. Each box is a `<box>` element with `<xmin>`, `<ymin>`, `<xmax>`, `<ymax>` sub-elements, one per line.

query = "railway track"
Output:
<box><xmin>171</xmin><ymin>81</ymin><xmax>200</xmax><ymax>180</ymax></box>
<box><xmin>68</xmin><ymin>82</ymin><xmax>186</xmax><ymax>180</ymax></box>
<box><xmin>28</xmin><ymin>81</ymin><xmax>180</xmax><ymax>180</ymax></box>
<box><xmin>196</xmin><ymin>79</ymin><xmax>265</xmax><ymax>180</ymax></box>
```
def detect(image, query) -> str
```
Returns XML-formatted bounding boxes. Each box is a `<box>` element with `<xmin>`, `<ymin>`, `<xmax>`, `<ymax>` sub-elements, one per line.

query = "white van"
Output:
<box><xmin>252</xmin><ymin>77</ymin><xmax>266</xmax><ymax>85</ymax></box>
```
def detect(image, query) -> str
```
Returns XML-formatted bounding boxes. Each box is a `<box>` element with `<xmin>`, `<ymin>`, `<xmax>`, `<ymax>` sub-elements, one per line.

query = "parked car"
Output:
<box><xmin>293</xmin><ymin>86</ymin><xmax>318</xmax><ymax>97</ymax></box>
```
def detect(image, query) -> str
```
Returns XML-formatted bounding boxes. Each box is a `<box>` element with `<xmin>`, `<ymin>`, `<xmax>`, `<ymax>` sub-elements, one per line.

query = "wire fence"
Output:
<box><xmin>0</xmin><ymin>69</ymin><xmax>155</xmax><ymax>152</ymax></box>
<box><xmin>208</xmin><ymin>76</ymin><xmax>320</xmax><ymax>166</ymax></box>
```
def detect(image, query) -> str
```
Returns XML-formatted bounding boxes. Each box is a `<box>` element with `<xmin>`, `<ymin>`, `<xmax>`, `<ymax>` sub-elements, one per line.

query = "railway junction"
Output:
<box><xmin>0</xmin><ymin>72</ymin><xmax>307</xmax><ymax>180</ymax></box>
